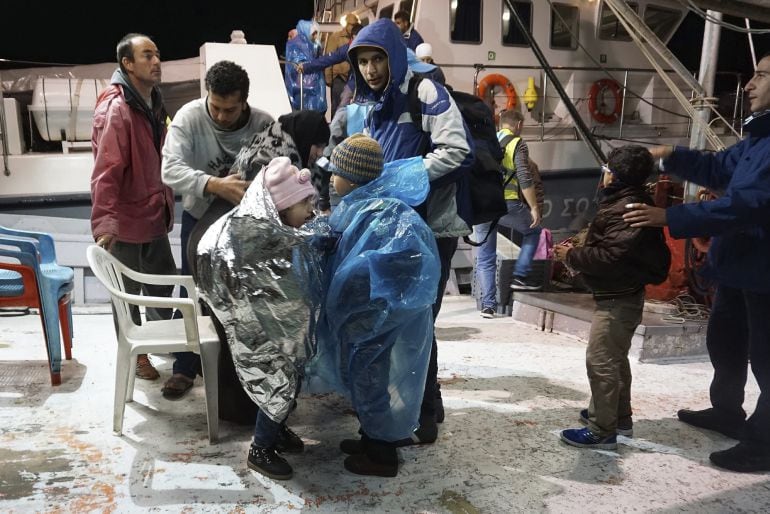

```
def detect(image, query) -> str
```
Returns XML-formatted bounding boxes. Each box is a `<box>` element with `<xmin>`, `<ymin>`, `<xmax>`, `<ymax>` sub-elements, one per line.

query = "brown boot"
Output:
<box><xmin>135</xmin><ymin>354</ymin><xmax>160</xmax><ymax>380</ymax></box>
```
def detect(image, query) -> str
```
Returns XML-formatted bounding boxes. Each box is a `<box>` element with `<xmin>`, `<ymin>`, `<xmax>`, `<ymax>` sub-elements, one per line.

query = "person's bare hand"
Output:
<box><xmin>648</xmin><ymin>145</ymin><xmax>673</xmax><ymax>161</ymax></box>
<box><xmin>295</xmin><ymin>63</ymin><xmax>304</xmax><ymax>73</ymax></box>
<box><xmin>530</xmin><ymin>207</ymin><xmax>541</xmax><ymax>228</ymax></box>
<box><xmin>553</xmin><ymin>245</ymin><xmax>570</xmax><ymax>262</ymax></box>
<box><xmin>622</xmin><ymin>203</ymin><xmax>667</xmax><ymax>227</ymax></box>
<box><xmin>206</xmin><ymin>175</ymin><xmax>249</xmax><ymax>205</ymax></box>
<box><xmin>96</xmin><ymin>234</ymin><xmax>114</xmax><ymax>251</ymax></box>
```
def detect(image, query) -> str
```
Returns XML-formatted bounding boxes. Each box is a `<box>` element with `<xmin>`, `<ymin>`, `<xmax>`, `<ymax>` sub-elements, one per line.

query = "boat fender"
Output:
<box><xmin>588</xmin><ymin>78</ymin><xmax>622</xmax><ymax>124</ymax></box>
<box><xmin>477</xmin><ymin>73</ymin><xmax>518</xmax><ymax>112</ymax></box>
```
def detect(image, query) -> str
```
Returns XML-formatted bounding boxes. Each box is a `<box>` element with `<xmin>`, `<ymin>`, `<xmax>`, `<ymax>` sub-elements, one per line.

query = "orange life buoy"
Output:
<box><xmin>588</xmin><ymin>78</ymin><xmax>622</xmax><ymax>124</ymax></box>
<box><xmin>477</xmin><ymin>73</ymin><xmax>518</xmax><ymax>111</ymax></box>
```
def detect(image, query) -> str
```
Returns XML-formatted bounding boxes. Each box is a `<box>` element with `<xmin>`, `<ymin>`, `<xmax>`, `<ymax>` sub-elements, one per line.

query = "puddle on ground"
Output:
<box><xmin>436</xmin><ymin>327</ymin><xmax>481</xmax><ymax>341</ymax></box>
<box><xmin>0</xmin><ymin>447</ymin><xmax>73</xmax><ymax>500</ymax></box>
<box><xmin>439</xmin><ymin>489</ymin><xmax>480</xmax><ymax>514</ymax></box>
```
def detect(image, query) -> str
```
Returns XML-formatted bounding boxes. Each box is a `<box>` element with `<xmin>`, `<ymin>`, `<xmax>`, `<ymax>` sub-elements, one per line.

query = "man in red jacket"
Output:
<box><xmin>91</xmin><ymin>33</ymin><xmax>177</xmax><ymax>381</ymax></box>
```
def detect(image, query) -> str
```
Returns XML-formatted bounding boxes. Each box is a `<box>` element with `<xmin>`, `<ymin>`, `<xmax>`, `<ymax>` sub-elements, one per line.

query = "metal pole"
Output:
<box><xmin>618</xmin><ymin>70</ymin><xmax>628</xmax><ymax>139</ymax></box>
<box><xmin>686</xmin><ymin>10</ymin><xmax>722</xmax><ymax>201</ymax></box>
<box><xmin>505</xmin><ymin>0</ymin><xmax>606</xmax><ymax>165</ymax></box>
<box><xmin>299</xmin><ymin>69</ymin><xmax>304</xmax><ymax>110</ymax></box>
<box><xmin>0</xmin><ymin>69</ymin><xmax>10</xmax><ymax>176</ymax></box>
<box><xmin>733</xmin><ymin>74</ymin><xmax>742</xmax><ymax>130</ymax></box>
<box><xmin>746</xmin><ymin>18</ymin><xmax>757</xmax><ymax>71</ymax></box>
<box><xmin>540</xmin><ymin>70</ymin><xmax>547</xmax><ymax>141</ymax></box>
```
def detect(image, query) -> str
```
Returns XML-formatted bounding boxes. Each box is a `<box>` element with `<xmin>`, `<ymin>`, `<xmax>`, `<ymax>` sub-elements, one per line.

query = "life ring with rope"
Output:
<box><xmin>588</xmin><ymin>78</ymin><xmax>622</xmax><ymax>124</ymax></box>
<box><xmin>477</xmin><ymin>74</ymin><xmax>518</xmax><ymax>117</ymax></box>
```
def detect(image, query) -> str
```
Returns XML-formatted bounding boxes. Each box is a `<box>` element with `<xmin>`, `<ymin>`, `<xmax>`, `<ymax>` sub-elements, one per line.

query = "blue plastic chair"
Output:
<box><xmin>0</xmin><ymin>230</ymin><xmax>74</xmax><ymax>385</ymax></box>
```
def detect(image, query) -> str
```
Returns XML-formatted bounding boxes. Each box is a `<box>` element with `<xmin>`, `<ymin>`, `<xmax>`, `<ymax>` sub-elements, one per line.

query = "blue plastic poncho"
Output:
<box><xmin>285</xmin><ymin>20</ymin><xmax>327</xmax><ymax>112</ymax></box>
<box><xmin>307</xmin><ymin>156</ymin><xmax>440</xmax><ymax>441</ymax></box>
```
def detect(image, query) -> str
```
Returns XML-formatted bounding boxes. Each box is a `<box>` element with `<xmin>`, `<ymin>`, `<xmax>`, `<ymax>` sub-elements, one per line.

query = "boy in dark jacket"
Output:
<box><xmin>554</xmin><ymin>145</ymin><xmax>671</xmax><ymax>449</ymax></box>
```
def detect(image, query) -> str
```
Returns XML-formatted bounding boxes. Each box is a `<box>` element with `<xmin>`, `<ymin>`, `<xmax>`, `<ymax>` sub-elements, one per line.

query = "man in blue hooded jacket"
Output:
<box><xmin>624</xmin><ymin>52</ymin><xmax>770</xmax><ymax>472</ymax></box>
<box><xmin>346</xmin><ymin>18</ymin><xmax>474</xmax><ymax>446</ymax></box>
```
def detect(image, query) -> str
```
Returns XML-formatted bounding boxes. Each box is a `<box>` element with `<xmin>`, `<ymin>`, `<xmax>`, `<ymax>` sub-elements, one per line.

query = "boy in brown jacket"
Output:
<box><xmin>554</xmin><ymin>145</ymin><xmax>671</xmax><ymax>449</ymax></box>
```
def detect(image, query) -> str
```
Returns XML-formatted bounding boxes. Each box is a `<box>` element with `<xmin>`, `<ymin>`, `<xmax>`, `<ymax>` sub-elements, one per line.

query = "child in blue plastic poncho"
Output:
<box><xmin>311</xmin><ymin>134</ymin><xmax>440</xmax><ymax>477</ymax></box>
<box><xmin>285</xmin><ymin>20</ymin><xmax>327</xmax><ymax>113</ymax></box>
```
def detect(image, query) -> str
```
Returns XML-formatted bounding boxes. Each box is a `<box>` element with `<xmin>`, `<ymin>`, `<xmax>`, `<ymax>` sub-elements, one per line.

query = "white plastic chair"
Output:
<box><xmin>86</xmin><ymin>245</ymin><xmax>220</xmax><ymax>443</ymax></box>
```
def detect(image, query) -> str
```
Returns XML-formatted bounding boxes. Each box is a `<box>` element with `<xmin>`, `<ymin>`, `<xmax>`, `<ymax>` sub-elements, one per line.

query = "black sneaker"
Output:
<box><xmin>677</xmin><ymin>408</ymin><xmax>746</xmax><ymax>440</ymax></box>
<box><xmin>247</xmin><ymin>445</ymin><xmax>293</xmax><ymax>480</ymax></box>
<box><xmin>436</xmin><ymin>392</ymin><xmax>445</xmax><ymax>424</ymax></box>
<box><xmin>510</xmin><ymin>277</ymin><xmax>542</xmax><ymax>291</ymax></box>
<box><xmin>710</xmin><ymin>441</ymin><xmax>770</xmax><ymax>472</ymax></box>
<box><xmin>275</xmin><ymin>425</ymin><xmax>304</xmax><ymax>454</ymax></box>
<box><xmin>480</xmin><ymin>307</ymin><xmax>495</xmax><ymax>319</ymax></box>
<box><xmin>580</xmin><ymin>409</ymin><xmax>633</xmax><ymax>437</ymax></box>
<box><xmin>344</xmin><ymin>453</ymin><xmax>398</xmax><ymax>477</ymax></box>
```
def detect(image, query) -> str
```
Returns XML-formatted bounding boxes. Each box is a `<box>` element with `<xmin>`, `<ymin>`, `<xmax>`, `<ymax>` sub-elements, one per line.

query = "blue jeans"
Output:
<box><xmin>474</xmin><ymin>200</ymin><xmax>541</xmax><ymax>309</ymax></box>
<box><xmin>252</xmin><ymin>409</ymin><xmax>284</xmax><ymax>447</ymax></box>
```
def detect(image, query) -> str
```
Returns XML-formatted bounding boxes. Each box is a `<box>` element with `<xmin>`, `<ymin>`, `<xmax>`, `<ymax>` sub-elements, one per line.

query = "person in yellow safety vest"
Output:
<box><xmin>475</xmin><ymin>109</ymin><xmax>544</xmax><ymax>318</ymax></box>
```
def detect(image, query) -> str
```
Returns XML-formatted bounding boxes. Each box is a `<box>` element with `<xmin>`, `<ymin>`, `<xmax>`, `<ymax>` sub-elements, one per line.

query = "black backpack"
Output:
<box><xmin>407</xmin><ymin>75</ymin><xmax>512</xmax><ymax>246</ymax></box>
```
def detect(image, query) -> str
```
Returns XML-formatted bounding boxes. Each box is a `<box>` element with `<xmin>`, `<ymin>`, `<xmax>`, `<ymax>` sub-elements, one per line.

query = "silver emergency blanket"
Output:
<box><xmin>195</xmin><ymin>168</ymin><xmax>320</xmax><ymax>423</ymax></box>
<box><xmin>306</xmin><ymin>157</ymin><xmax>440</xmax><ymax>441</ymax></box>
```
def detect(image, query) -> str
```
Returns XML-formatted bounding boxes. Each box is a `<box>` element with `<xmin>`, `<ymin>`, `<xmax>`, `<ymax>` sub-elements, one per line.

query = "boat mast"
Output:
<box><xmin>688</xmin><ymin>9</ymin><xmax>722</xmax><ymax>201</ymax></box>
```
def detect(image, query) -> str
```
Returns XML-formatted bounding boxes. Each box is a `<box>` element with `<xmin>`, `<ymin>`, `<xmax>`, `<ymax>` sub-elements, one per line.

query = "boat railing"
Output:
<box><xmin>442</xmin><ymin>63</ymin><xmax>745</xmax><ymax>143</ymax></box>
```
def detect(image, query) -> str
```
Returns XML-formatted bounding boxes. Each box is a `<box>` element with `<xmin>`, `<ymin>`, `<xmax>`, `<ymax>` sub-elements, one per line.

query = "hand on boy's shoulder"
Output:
<box><xmin>622</xmin><ymin>203</ymin><xmax>667</xmax><ymax>228</ymax></box>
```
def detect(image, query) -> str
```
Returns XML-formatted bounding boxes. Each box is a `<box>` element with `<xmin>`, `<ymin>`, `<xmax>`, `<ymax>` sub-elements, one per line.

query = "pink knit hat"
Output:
<box><xmin>263</xmin><ymin>156</ymin><xmax>316</xmax><ymax>211</ymax></box>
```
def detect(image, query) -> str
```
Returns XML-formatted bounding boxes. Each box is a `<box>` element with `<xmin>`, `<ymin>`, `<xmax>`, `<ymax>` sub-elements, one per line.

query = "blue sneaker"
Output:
<box><xmin>560</xmin><ymin>427</ymin><xmax>617</xmax><ymax>450</ymax></box>
<box><xmin>580</xmin><ymin>409</ymin><xmax>633</xmax><ymax>437</ymax></box>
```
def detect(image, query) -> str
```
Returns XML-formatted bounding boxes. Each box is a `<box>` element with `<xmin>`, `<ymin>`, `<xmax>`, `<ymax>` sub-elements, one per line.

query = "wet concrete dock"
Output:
<box><xmin>1</xmin><ymin>296</ymin><xmax>768</xmax><ymax>512</ymax></box>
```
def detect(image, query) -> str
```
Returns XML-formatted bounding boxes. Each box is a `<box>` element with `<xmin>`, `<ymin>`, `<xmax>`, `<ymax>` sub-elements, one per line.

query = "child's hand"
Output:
<box><xmin>553</xmin><ymin>245</ymin><xmax>570</xmax><ymax>262</ymax></box>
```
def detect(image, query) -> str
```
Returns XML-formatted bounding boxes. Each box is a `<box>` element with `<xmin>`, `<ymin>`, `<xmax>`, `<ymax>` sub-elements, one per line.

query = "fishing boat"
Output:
<box><xmin>0</xmin><ymin>0</ymin><xmax>764</xmax><ymax>303</ymax></box>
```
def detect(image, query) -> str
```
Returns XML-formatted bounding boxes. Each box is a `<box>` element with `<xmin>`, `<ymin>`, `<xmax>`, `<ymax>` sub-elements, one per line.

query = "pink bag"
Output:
<box><xmin>534</xmin><ymin>228</ymin><xmax>553</xmax><ymax>260</ymax></box>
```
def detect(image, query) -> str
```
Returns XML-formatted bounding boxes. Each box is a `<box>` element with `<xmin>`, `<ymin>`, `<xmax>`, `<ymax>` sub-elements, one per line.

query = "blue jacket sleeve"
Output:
<box><xmin>665</xmin><ymin>140</ymin><xmax>770</xmax><ymax>239</ymax></box>
<box><xmin>302</xmin><ymin>44</ymin><xmax>349</xmax><ymax>75</ymax></box>
<box><xmin>663</xmin><ymin>144</ymin><xmax>743</xmax><ymax>191</ymax></box>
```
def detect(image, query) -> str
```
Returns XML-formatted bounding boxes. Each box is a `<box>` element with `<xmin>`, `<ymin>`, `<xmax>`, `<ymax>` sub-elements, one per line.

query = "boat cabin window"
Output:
<box><xmin>643</xmin><ymin>4</ymin><xmax>683</xmax><ymax>42</ymax></box>
<box><xmin>598</xmin><ymin>1</ymin><xmax>638</xmax><ymax>41</ymax></box>
<box><xmin>451</xmin><ymin>0</ymin><xmax>482</xmax><ymax>44</ymax></box>
<box><xmin>550</xmin><ymin>3</ymin><xmax>579</xmax><ymax>50</ymax></box>
<box><xmin>379</xmin><ymin>5</ymin><xmax>394</xmax><ymax>19</ymax></box>
<box><xmin>502</xmin><ymin>1</ymin><xmax>532</xmax><ymax>47</ymax></box>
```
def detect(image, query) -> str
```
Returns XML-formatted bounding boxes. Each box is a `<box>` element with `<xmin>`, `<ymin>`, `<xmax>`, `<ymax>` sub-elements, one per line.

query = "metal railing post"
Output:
<box><xmin>618</xmin><ymin>70</ymin><xmax>628</xmax><ymax>139</ymax></box>
<box><xmin>540</xmin><ymin>71</ymin><xmax>547</xmax><ymax>141</ymax></box>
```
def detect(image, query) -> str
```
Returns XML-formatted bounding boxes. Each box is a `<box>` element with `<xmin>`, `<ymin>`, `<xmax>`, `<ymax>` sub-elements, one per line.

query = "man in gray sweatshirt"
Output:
<box><xmin>160</xmin><ymin>60</ymin><xmax>273</xmax><ymax>399</ymax></box>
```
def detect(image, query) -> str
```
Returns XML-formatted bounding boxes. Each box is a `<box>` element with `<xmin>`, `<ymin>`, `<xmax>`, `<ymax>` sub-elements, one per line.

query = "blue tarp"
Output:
<box><xmin>285</xmin><ymin>20</ymin><xmax>327</xmax><ymax>112</ymax></box>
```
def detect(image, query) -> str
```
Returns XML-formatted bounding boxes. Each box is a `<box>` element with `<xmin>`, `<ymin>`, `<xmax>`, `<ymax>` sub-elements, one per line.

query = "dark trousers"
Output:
<box><xmin>109</xmin><ymin>237</ymin><xmax>176</xmax><ymax>331</ymax></box>
<box><xmin>173</xmin><ymin>210</ymin><xmax>202</xmax><ymax>378</ymax></box>
<box><xmin>420</xmin><ymin>237</ymin><xmax>458</xmax><ymax>418</ymax></box>
<box><xmin>707</xmin><ymin>284</ymin><xmax>770</xmax><ymax>444</ymax></box>
<box><xmin>330</xmin><ymin>75</ymin><xmax>347</xmax><ymax>116</ymax></box>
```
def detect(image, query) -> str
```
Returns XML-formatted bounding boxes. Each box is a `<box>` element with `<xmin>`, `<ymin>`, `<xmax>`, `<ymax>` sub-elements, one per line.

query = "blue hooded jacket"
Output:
<box><xmin>347</xmin><ymin>19</ymin><xmax>473</xmax><ymax>237</ymax></box>
<box><xmin>664</xmin><ymin>112</ymin><xmax>770</xmax><ymax>293</ymax></box>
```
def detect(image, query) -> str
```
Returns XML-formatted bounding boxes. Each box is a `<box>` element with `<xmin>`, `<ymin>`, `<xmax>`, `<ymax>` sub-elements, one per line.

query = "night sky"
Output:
<box><xmin>0</xmin><ymin>1</ymin><xmax>315</xmax><ymax>67</ymax></box>
<box><xmin>1</xmin><ymin>3</ymin><xmax>769</xmax><ymax>95</ymax></box>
